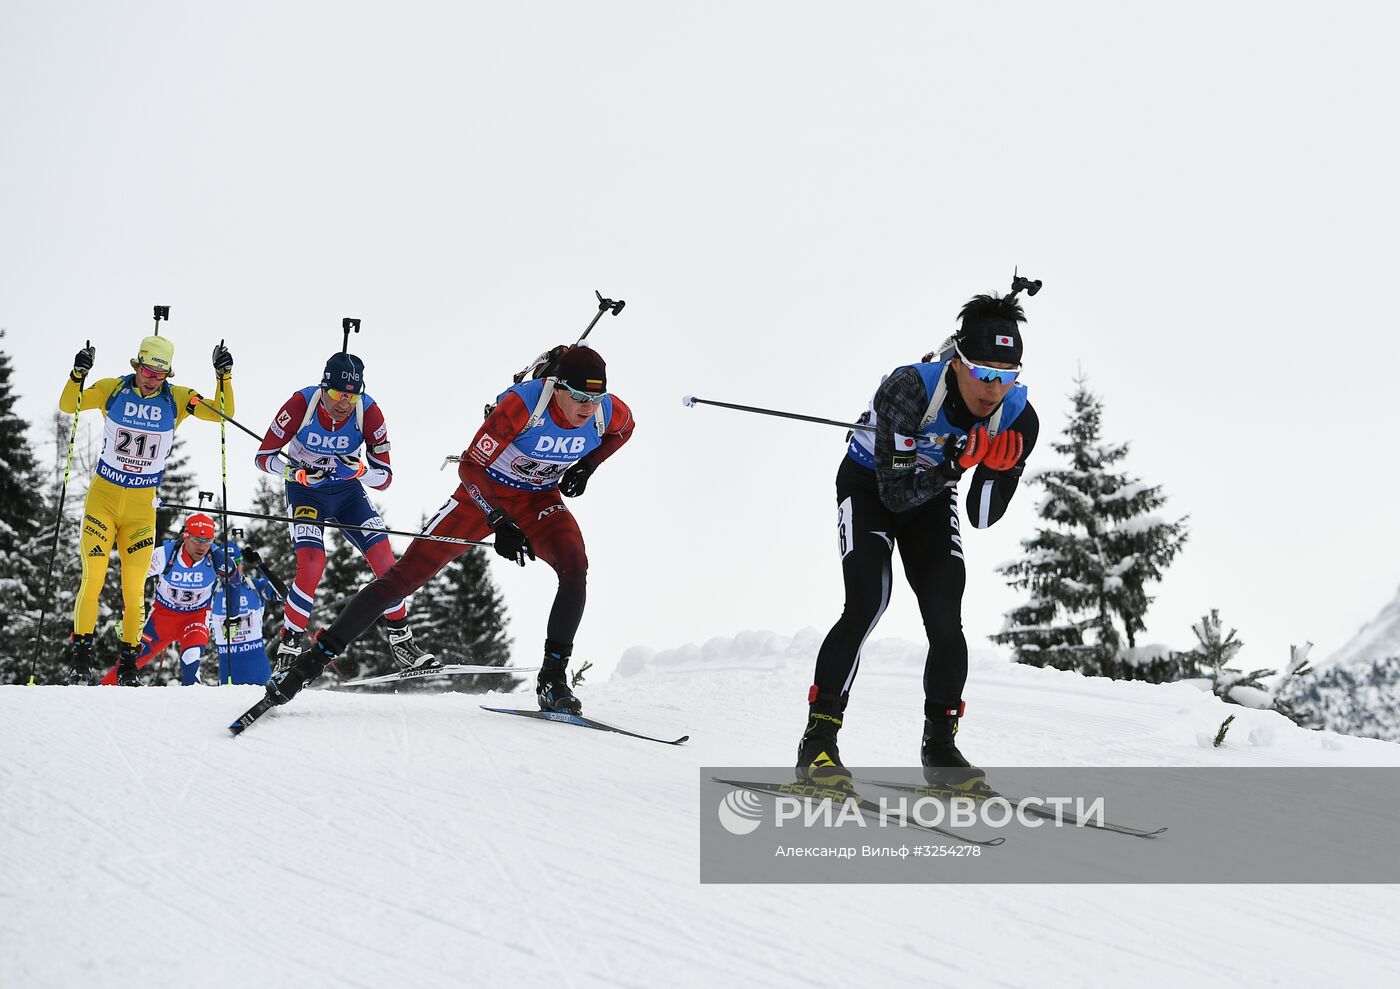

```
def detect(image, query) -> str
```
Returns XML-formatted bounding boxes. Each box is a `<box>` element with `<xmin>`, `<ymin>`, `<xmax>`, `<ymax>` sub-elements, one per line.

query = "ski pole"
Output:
<box><xmin>342</xmin><ymin>317</ymin><xmax>360</xmax><ymax>353</ymax></box>
<box><xmin>574</xmin><ymin>290</ymin><xmax>625</xmax><ymax>347</ymax></box>
<box><xmin>187</xmin><ymin>396</ymin><xmax>268</xmax><ymax>446</ymax></box>
<box><xmin>161</xmin><ymin>502</ymin><xmax>496</xmax><ymax>549</ymax></box>
<box><xmin>186</xmin><ymin>397</ymin><xmax>319</xmax><ymax>475</ymax></box>
<box><xmin>504</xmin><ymin>290</ymin><xmax>628</xmax><ymax>388</ymax></box>
<box><xmin>153</xmin><ymin>304</ymin><xmax>169</xmax><ymax>334</ymax></box>
<box><xmin>681</xmin><ymin>394</ymin><xmax>873</xmax><ymax>433</ymax></box>
<box><xmin>29</xmin><ymin>343</ymin><xmax>91</xmax><ymax>685</ymax></box>
<box><xmin>215</xmin><ymin>344</ymin><xmax>234</xmax><ymax>687</ymax></box>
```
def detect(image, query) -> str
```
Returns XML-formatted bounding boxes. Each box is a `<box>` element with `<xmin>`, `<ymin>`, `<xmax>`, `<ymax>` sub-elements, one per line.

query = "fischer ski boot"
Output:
<box><xmin>796</xmin><ymin>689</ymin><xmax>852</xmax><ymax>788</ymax></box>
<box><xmin>114</xmin><ymin>642</ymin><xmax>143</xmax><ymax>687</ymax></box>
<box><xmin>265</xmin><ymin>637</ymin><xmax>331</xmax><ymax>706</ymax></box>
<box><xmin>65</xmin><ymin>634</ymin><xmax>95</xmax><ymax>686</ymax></box>
<box><xmin>271</xmin><ymin>628</ymin><xmax>304</xmax><ymax>674</ymax></box>
<box><xmin>921</xmin><ymin>704</ymin><xmax>987</xmax><ymax>792</ymax></box>
<box><xmin>536</xmin><ymin>641</ymin><xmax>582</xmax><ymax>715</ymax></box>
<box><xmin>385</xmin><ymin>619</ymin><xmax>440</xmax><ymax>671</ymax></box>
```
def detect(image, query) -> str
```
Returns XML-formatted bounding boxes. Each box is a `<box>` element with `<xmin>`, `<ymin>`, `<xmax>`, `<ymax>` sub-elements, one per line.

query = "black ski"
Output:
<box><xmin>228</xmin><ymin>694</ymin><xmax>279</xmax><ymax>736</ymax></box>
<box><xmin>337</xmin><ymin>664</ymin><xmax>538</xmax><ymax>687</ymax></box>
<box><xmin>869</xmin><ymin>779</ymin><xmax>1166</xmax><ymax>838</ymax></box>
<box><xmin>712</xmin><ymin>777</ymin><xmax>1005</xmax><ymax>847</ymax></box>
<box><xmin>479</xmin><ymin>706</ymin><xmax>689</xmax><ymax>745</ymax></box>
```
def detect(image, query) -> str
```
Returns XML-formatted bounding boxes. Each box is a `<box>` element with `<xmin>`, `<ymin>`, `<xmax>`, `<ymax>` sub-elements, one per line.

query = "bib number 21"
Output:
<box><xmin>115</xmin><ymin>429</ymin><xmax>159</xmax><ymax>460</ymax></box>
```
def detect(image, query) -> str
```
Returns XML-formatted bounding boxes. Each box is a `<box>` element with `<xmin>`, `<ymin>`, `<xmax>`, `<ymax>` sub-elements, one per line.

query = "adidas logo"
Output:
<box><xmin>88</xmin><ymin>545</ymin><xmax>105</xmax><ymax>557</ymax></box>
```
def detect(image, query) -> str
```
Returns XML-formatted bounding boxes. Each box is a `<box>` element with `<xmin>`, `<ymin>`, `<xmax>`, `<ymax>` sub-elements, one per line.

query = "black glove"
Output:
<box><xmin>72</xmin><ymin>345</ymin><xmax>96</xmax><ymax>380</ymax></box>
<box><xmin>242</xmin><ymin>548</ymin><xmax>262</xmax><ymax>569</ymax></box>
<box><xmin>934</xmin><ymin>433</ymin><xmax>972</xmax><ymax>484</ymax></box>
<box><xmin>486</xmin><ymin>510</ymin><xmax>534</xmax><ymax>567</ymax></box>
<box><xmin>212</xmin><ymin>343</ymin><xmax>233</xmax><ymax>376</ymax></box>
<box><xmin>559</xmin><ymin>462</ymin><xmax>593</xmax><ymax>498</ymax></box>
<box><xmin>283</xmin><ymin>462</ymin><xmax>333</xmax><ymax>486</ymax></box>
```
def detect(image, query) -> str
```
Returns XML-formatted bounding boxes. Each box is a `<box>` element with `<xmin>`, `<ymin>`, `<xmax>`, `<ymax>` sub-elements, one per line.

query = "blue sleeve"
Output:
<box><xmin>253</xmin><ymin>574</ymin><xmax>283</xmax><ymax>603</ymax></box>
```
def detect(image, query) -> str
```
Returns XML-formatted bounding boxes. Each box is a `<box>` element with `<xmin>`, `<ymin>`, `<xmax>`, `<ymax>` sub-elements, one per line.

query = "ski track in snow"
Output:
<box><xmin>4</xmin><ymin>631</ymin><xmax>1400</xmax><ymax>987</ymax></box>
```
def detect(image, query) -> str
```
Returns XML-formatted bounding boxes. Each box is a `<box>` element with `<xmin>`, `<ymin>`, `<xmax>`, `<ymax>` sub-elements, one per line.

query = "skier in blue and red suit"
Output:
<box><xmin>99</xmin><ymin>512</ymin><xmax>221</xmax><ymax>686</ymax></box>
<box><xmin>254</xmin><ymin>352</ymin><xmax>434</xmax><ymax>673</ymax></box>
<box><xmin>263</xmin><ymin>344</ymin><xmax>634</xmax><ymax>714</ymax></box>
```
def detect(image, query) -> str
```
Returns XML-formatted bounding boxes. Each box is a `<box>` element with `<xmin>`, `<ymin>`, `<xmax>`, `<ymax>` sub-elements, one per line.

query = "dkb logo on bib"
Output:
<box><xmin>305</xmin><ymin>434</ymin><xmax>352</xmax><ymax>450</ymax></box>
<box><xmin>533</xmin><ymin>435</ymin><xmax>586</xmax><ymax>455</ymax></box>
<box><xmin>122</xmin><ymin>403</ymin><xmax>164</xmax><ymax>422</ymax></box>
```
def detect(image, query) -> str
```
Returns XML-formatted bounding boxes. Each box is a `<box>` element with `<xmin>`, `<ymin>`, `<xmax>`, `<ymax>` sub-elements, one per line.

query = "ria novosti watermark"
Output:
<box><xmin>720</xmin><ymin>789</ymin><xmax>1106</xmax><ymax>834</ymax></box>
<box><xmin>701</xmin><ymin>767</ymin><xmax>1400</xmax><ymax>884</ymax></box>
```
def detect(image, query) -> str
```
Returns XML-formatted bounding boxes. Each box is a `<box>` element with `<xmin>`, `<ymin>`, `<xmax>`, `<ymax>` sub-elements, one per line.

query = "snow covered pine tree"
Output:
<box><xmin>0</xmin><ymin>332</ymin><xmax>49</xmax><ymax>682</ymax></box>
<box><xmin>993</xmin><ymin>374</ymin><xmax>1187</xmax><ymax>679</ymax></box>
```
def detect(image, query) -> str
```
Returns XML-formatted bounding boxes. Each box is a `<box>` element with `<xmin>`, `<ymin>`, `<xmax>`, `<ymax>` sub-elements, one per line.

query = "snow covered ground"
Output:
<box><xmin>4</xmin><ymin>630</ymin><xmax>1399</xmax><ymax>987</ymax></box>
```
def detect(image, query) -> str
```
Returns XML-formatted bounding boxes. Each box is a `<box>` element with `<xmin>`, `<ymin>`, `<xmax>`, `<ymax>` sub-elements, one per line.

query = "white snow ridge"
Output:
<box><xmin>3</xmin><ymin>630</ymin><xmax>1399</xmax><ymax>987</ymax></box>
<box><xmin>1324</xmin><ymin>583</ymin><xmax>1400</xmax><ymax>670</ymax></box>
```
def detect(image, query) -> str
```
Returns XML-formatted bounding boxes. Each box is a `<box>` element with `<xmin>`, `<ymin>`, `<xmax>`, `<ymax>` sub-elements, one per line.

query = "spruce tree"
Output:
<box><xmin>0</xmin><ymin>333</ymin><xmax>47</xmax><ymax>680</ymax></box>
<box><xmin>155</xmin><ymin>434</ymin><xmax>199</xmax><ymax>544</ymax></box>
<box><xmin>241</xmin><ymin>476</ymin><xmax>298</xmax><ymax>641</ymax></box>
<box><xmin>1284</xmin><ymin>654</ymin><xmax>1400</xmax><ymax>740</ymax></box>
<box><xmin>413</xmin><ymin>541</ymin><xmax>516</xmax><ymax>692</ymax></box>
<box><xmin>13</xmin><ymin>415</ymin><xmax>87</xmax><ymax>683</ymax></box>
<box><xmin>1183</xmin><ymin>609</ymin><xmax>1314</xmax><ymax>725</ymax></box>
<box><xmin>315</xmin><ymin>526</ymin><xmax>374</xmax><ymax>679</ymax></box>
<box><xmin>993</xmin><ymin>375</ymin><xmax>1188</xmax><ymax>678</ymax></box>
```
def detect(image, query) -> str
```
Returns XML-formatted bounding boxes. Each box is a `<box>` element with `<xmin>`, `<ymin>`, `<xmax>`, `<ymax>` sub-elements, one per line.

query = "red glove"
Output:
<box><xmin>956</xmin><ymin>427</ymin><xmax>992</xmax><ymax>469</ymax></box>
<box><xmin>982</xmin><ymin>430</ymin><xmax>1023</xmax><ymax>471</ymax></box>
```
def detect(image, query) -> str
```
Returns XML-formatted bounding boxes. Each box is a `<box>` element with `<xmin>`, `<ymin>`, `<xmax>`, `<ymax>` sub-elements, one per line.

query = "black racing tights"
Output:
<box><xmin>812</xmin><ymin>460</ymin><xmax>968</xmax><ymax>719</ymax></box>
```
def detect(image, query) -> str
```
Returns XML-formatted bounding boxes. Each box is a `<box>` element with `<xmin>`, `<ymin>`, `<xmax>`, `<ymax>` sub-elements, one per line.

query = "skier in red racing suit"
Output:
<box><xmin>264</xmin><ymin>344</ymin><xmax>634</xmax><ymax>714</ymax></box>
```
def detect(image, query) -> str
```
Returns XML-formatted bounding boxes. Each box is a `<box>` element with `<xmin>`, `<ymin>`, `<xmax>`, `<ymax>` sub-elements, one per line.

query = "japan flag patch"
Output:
<box><xmin>995</xmin><ymin>334</ymin><xmax>1015</xmax><ymax>347</ymax></box>
<box><xmin>893</xmin><ymin>433</ymin><xmax>916</xmax><ymax>451</ymax></box>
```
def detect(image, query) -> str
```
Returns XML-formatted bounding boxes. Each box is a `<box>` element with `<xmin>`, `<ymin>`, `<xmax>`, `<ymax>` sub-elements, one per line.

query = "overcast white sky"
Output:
<box><xmin>4</xmin><ymin>1</ymin><xmax>1398</xmax><ymax>679</ymax></box>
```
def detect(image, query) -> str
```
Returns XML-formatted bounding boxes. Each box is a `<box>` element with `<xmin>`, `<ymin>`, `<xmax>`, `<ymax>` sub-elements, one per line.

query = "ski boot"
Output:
<box><xmin>796</xmin><ymin>688</ymin><xmax>852</xmax><ymax>788</ymax></box>
<box><xmin>385</xmin><ymin>618</ymin><xmax>440</xmax><ymax>671</ymax></box>
<box><xmin>265</xmin><ymin>633</ymin><xmax>334</xmax><ymax>706</ymax></box>
<box><xmin>921</xmin><ymin>703</ymin><xmax>988</xmax><ymax>793</ymax></box>
<box><xmin>114</xmin><ymin>642</ymin><xmax>143</xmax><ymax>687</ymax></box>
<box><xmin>536</xmin><ymin>640</ymin><xmax>582</xmax><ymax>715</ymax></box>
<box><xmin>65</xmin><ymin>633</ymin><xmax>95</xmax><ymax>686</ymax></box>
<box><xmin>271</xmin><ymin>628</ymin><xmax>304</xmax><ymax>674</ymax></box>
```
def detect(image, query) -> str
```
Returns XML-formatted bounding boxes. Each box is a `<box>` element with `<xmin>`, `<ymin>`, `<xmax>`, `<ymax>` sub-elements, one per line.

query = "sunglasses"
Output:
<box><xmin>187</xmin><ymin>535</ymin><xmax>214</xmax><ymax>544</ymax></box>
<box><xmin>557</xmin><ymin>381</ymin><xmax>606</xmax><ymax>404</ymax></box>
<box><xmin>325</xmin><ymin>388</ymin><xmax>361</xmax><ymax>404</ymax></box>
<box><xmin>956</xmin><ymin>348</ymin><xmax>1021</xmax><ymax>386</ymax></box>
<box><xmin>137</xmin><ymin>364</ymin><xmax>170</xmax><ymax>380</ymax></box>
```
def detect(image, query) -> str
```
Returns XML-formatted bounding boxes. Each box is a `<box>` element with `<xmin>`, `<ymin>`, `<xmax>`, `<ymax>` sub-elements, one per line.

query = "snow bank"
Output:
<box><xmin>613</xmin><ymin>627</ymin><xmax>1008</xmax><ymax>679</ymax></box>
<box><xmin>3</xmin><ymin>632</ymin><xmax>1399</xmax><ymax>988</ymax></box>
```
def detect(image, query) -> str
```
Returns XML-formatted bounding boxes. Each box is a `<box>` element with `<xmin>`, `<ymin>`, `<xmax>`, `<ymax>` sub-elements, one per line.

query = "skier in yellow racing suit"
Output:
<box><xmin>60</xmin><ymin>334</ymin><xmax>235</xmax><ymax>685</ymax></box>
